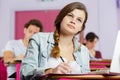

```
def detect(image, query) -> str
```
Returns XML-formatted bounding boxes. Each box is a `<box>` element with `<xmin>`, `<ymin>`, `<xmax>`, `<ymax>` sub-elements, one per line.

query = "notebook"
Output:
<box><xmin>110</xmin><ymin>30</ymin><xmax>120</xmax><ymax>73</ymax></box>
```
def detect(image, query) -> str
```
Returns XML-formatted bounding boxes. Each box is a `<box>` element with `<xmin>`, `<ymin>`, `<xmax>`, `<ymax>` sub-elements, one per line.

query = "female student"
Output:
<box><xmin>20</xmin><ymin>2</ymin><xmax>90</xmax><ymax>79</ymax></box>
<box><xmin>85</xmin><ymin>32</ymin><xmax>102</xmax><ymax>59</ymax></box>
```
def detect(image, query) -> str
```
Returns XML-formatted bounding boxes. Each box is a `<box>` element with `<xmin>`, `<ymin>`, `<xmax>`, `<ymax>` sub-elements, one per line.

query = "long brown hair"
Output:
<box><xmin>51</xmin><ymin>2</ymin><xmax>88</xmax><ymax>58</ymax></box>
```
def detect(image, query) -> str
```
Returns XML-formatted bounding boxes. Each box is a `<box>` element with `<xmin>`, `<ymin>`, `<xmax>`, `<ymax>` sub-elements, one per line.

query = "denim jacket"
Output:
<box><xmin>20</xmin><ymin>32</ymin><xmax>90</xmax><ymax>79</ymax></box>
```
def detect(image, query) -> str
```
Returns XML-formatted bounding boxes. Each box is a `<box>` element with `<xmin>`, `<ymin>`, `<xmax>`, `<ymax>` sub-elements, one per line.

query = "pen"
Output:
<box><xmin>60</xmin><ymin>56</ymin><xmax>64</xmax><ymax>62</ymax></box>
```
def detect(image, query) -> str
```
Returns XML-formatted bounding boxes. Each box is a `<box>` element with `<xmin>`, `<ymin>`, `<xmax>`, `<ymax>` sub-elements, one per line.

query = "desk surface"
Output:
<box><xmin>90</xmin><ymin>59</ymin><xmax>111</xmax><ymax>71</ymax></box>
<box><xmin>47</xmin><ymin>74</ymin><xmax>105</xmax><ymax>79</ymax></box>
<box><xmin>90</xmin><ymin>59</ymin><xmax>111</xmax><ymax>62</ymax></box>
<box><xmin>36</xmin><ymin>73</ymin><xmax>120</xmax><ymax>80</ymax></box>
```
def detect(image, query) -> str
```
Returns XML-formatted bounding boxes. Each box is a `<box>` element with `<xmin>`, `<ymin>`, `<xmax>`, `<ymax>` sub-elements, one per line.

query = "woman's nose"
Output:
<box><xmin>70</xmin><ymin>18</ymin><xmax>76</xmax><ymax>24</ymax></box>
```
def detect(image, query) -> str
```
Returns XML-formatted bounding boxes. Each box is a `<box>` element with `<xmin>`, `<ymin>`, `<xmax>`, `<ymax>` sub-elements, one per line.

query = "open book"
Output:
<box><xmin>88</xmin><ymin>68</ymin><xmax>120</xmax><ymax>76</ymax></box>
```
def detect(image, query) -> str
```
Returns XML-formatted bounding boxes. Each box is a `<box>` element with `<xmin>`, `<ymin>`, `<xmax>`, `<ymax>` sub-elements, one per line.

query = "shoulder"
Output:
<box><xmin>32</xmin><ymin>32</ymin><xmax>52</xmax><ymax>39</ymax></box>
<box><xmin>6</xmin><ymin>39</ymin><xmax>22</xmax><ymax>45</ymax></box>
<box><xmin>81</xmin><ymin>44</ymin><xmax>88</xmax><ymax>50</ymax></box>
<box><xmin>96</xmin><ymin>50</ymin><xmax>101</xmax><ymax>55</ymax></box>
<box><xmin>73</xmin><ymin>37</ymin><xmax>89</xmax><ymax>52</ymax></box>
<box><xmin>96</xmin><ymin>50</ymin><xmax>101</xmax><ymax>53</ymax></box>
<box><xmin>30</xmin><ymin>32</ymin><xmax>53</xmax><ymax>44</ymax></box>
<box><xmin>80</xmin><ymin>44</ymin><xmax>90</xmax><ymax>56</ymax></box>
<box><xmin>4</xmin><ymin>39</ymin><xmax>22</xmax><ymax>51</ymax></box>
<box><xmin>80</xmin><ymin>44</ymin><xmax>90</xmax><ymax>60</ymax></box>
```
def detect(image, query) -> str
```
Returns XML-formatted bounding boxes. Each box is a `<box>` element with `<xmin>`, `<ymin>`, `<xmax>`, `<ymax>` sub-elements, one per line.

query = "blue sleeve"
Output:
<box><xmin>20</xmin><ymin>33</ymin><xmax>49</xmax><ymax>79</ymax></box>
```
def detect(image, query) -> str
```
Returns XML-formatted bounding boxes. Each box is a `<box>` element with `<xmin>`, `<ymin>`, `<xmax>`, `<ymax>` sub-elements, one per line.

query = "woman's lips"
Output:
<box><xmin>67</xmin><ymin>24</ymin><xmax>75</xmax><ymax>29</ymax></box>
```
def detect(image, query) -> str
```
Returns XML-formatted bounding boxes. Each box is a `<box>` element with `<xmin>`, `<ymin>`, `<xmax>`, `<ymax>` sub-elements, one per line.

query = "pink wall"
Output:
<box><xmin>15</xmin><ymin>10</ymin><xmax>59</xmax><ymax>39</ymax></box>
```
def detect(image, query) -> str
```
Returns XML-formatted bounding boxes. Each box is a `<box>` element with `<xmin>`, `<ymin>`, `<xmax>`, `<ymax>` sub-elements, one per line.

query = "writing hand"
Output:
<box><xmin>52</xmin><ymin>62</ymin><xmax>72</xmax><ymax>74</ymax></box>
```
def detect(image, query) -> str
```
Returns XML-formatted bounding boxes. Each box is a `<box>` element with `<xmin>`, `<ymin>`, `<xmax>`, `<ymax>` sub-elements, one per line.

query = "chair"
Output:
<box><xmin>16</xmin><ymin>63</ymin><xmax>21</xmax><ymax>80</ymax></box>
<box><xmin>0</xmin><ymin>57</ymin><xmax>7</xmax><ymax>80</ymax></box>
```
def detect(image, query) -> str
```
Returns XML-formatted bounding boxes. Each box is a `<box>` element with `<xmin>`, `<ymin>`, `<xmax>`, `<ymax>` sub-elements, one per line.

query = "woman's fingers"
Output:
<box><xmin>53</xmin><ymin>62</ymin><xmax>72</xmax><ymax>74</ymax></box>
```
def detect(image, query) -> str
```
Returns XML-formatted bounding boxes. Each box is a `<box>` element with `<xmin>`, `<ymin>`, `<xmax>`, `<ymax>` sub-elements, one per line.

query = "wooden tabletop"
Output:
<box><xmin>90</xmin><ymin>59</ymin><xmax>111</xmax><ymax>71</ymax></box>
<box><xmin>38</xmin><ymin>73</ymin><xmax>120</xmax><ymax>80</ymax></box>
<box><xmin>90</xmin><ymin>59</ymin><xmax>111</xmax><ymax>62</ymax></box>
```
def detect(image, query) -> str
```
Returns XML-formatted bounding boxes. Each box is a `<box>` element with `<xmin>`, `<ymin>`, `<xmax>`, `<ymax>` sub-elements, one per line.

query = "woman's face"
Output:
<box><xmin>24</xmin><ymin>25</ymin><xmax>40</xmax><ymax>40</ymax></box>
<box><xmin>60</xmin><ymin>9</ymin><xmax>86</xmax><ymax>35</ymax></box>
<box><xmin>86</xmin><ymin>38</ymin><xmax>98</xmax><ymax>49</ymax></box>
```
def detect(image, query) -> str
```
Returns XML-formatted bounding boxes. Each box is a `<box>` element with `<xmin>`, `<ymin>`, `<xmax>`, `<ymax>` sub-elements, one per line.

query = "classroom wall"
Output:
<box><xmin>0</xmin><ymin>0</ymin><xmax>118</xmax><ymax>59</ymax></box>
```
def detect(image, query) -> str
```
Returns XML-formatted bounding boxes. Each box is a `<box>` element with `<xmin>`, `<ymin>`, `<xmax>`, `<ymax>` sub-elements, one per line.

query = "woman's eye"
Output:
<box><xmin>77</xmin><ymin>18</ymin><xmax>82</xmax><ymax>22</ymax></box>
<box><xmin>67</xmin><ymin>14</ymin><xmax>73</xmax><ymax>17</ymax></box>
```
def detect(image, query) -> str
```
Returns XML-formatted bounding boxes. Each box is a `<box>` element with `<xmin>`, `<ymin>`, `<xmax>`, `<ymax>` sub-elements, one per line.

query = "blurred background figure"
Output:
<box><xmin>84</xmin><ymin>32</ymin><xmax>102</xmax><ymax>59</ymax></box>
<box><xmin>3</xmin><ymin>19</ymin><xmax>43</xmax><ymax>80</ymax></box>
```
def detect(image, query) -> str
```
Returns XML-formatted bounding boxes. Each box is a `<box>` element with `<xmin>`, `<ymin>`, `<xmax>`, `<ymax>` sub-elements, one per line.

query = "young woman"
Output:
<box><xmin>20</xmin><ymin>2</ymin><xmax>90</xmax><ymax>79</ymax></box>
<box><xmin>85</xmin><ymin>32</ymin><xmax>102</xmax><ymax>59</ymax></box>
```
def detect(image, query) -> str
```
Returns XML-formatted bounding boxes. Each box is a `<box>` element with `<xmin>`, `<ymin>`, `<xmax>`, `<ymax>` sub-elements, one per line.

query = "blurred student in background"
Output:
<box><xmin>84</xmin><ymin>32</ymin><xmax>102</xmax><ymax>59</ymax></box>
<box><xmin>3</xmin><ymin>19</ymin><xmax>43</xmax><ymax>80</ymax></box>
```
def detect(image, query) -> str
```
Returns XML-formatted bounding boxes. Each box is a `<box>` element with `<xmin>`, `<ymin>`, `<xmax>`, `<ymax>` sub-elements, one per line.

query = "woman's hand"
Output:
<box><xmin>45</xmin><ymin>62</ymin><xmax>72</xmax><ymax>74</ymax></box>
<box><xmin>53</xmin><ymin>62</ymin><xmax>72</xmax><ymax>74</ymax></box>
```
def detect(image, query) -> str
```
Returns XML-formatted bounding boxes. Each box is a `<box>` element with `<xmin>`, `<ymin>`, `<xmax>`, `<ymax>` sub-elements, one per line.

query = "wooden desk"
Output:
<box><xmin>90</xmin><ymin>59</ymin><xmax>111</xmax><ymax>71</ymax></box>
<box><xmin>91</xmin><ymin>59</ymin><xmax>111</xmax><ymax>62</ymax></box>
<box><xmin>47</xmin><ymin>74</ymin><xmax>104</xmax><ymax>79</ymax></box>
<box><xmin>39</xmin><ymin>74</ymin><xmax>120</xmax><ymax>80</ymax></box>
<box><xmin>90</xmin><ymin>59</ymin><xmax>111</xmax><ymax>66</ymax></box>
